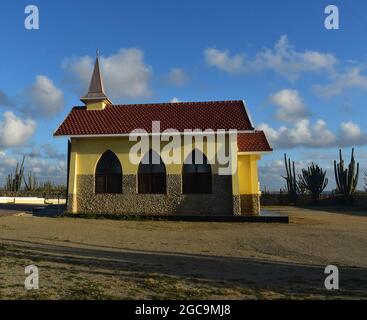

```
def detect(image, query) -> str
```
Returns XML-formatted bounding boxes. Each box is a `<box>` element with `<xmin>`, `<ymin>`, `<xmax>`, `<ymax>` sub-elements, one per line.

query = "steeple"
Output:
<box><xmin>81</xmin><ymin>49</ymin><xmax>112</xmax><ymax>109</ymax></box>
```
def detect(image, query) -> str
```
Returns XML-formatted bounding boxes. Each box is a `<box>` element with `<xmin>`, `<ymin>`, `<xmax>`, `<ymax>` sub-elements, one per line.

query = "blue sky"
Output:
<box><xmin>0</xmin><ymin>0</ymin><xmax>367</xmax><ymax>190</ymax></box>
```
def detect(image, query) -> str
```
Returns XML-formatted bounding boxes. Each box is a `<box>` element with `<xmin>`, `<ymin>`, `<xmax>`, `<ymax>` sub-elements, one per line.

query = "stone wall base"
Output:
<box><xmin>232</xmin><ymin>196</ymin><xmax>241</xmax><ymax>216</ymax></box>
<box><xmin>239</xmin><ymin>194</ymin><xmax>260</xmax><ymax>216</ymax></box>
<box><xmin>67</xmin><ymin>175</ymin><xmax>262</xmax><ymax>216</ymax></box>
<box><xmin>69</xmin><ymin>174</ymin><xmax>234</xmax><ymax>216</ymax></box>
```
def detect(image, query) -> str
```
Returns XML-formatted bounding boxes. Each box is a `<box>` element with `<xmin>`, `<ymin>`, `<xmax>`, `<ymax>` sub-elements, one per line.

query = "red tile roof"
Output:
<box><xmin>237</xmin><ymin>131</ymin><xmax>273</xmax><ymax>152</ymax></box>
<box><xmin>54</xmin><ymin>100</ymin><xmax>254</xmax><ymax>136</ymax></box>
<box><xmin>54</xmin><ymin>100</ymin><xmax>272</xmax><ymax>153</ymax></box>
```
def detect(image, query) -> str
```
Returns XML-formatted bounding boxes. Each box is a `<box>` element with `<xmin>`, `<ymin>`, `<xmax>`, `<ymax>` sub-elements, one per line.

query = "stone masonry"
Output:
<box><xmin>68</xmin><ymin>174</ymin><xmax>235</xmax><ymax>215</ymax></box>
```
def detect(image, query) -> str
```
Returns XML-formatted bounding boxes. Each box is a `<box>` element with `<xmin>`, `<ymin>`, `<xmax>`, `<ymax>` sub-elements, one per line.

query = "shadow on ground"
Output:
<box><xmin>33</xmin><ymin>205</ymin><xmax>66</xmax><ymax>218</ymax></box>
<box><xmin>1</xmin><ymin>238</ymin><xmax>366</xmax><ymax>298</ymax></box>
<box><xmin>0</xmin><ymin>204</ymin><xmax>40</xmax><ymax>216</ymax></box>
<box><xmin>0</xmin><ymin>203</ymin><xmax>67</xmax><ymax>218</ymax></box>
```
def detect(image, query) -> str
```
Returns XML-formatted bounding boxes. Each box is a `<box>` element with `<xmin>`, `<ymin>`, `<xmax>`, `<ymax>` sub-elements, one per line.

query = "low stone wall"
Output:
<box><xmin>69</xmin><ymin>174</ymin><xmax>235</xmax><ymax>215</ymax></box>
<box><xmin>0</xmin><ymin>191</ymin><xmax>66</xmax><ymax>198</ymax></box>
<box><xmin>0</xmin><ymin>197</ymin><xmax>67</xmax><ymax>205</ymax></box>
<box><xmin>261</xmin><ymin>194</ymin><xmax>310</xmax><ymax>206</ymax></box>
<box><xmin>261</xmin><ymin>193</ymin><xmax>367</xmax><ymax>208</ymax></box>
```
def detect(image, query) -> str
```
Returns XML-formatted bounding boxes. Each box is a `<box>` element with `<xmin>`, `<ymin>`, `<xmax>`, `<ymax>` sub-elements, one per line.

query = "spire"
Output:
<box><xmin>80</xmin><ymin>49</ymin><xmax>112</xmax><ymax>106</ymax></box>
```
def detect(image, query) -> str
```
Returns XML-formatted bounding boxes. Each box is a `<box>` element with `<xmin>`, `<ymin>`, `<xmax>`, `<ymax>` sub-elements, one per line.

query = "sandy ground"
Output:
<box><xmin>0</xmin><ymin>206</ymin><xmax>366</xmax><ymax>299</ymax></box>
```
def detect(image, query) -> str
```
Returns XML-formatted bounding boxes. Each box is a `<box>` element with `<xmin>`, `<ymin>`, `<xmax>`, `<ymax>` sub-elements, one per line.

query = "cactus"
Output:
<box><xmin>5</xmin><ymin>156</ymin><xmax>25</xmax><ymax>192</ymax></box>
<box><xmin>24</xmin><ymin>172</ymin><xmax>38</xmax><ymax>191</ymax></box>
<box><xmin>282</xmin><ymin>153</ymin><xmax>298</xmax><ymax>201</ymax></box>
<box><xmin>334</xmin><ymin>148</ymin><xmax>359</xmax><ymax>199</ymax></box>
<box><xmin>298</xmin><ymin>163</ymin><xmax>328</xmax><ymax>200</ymax></box>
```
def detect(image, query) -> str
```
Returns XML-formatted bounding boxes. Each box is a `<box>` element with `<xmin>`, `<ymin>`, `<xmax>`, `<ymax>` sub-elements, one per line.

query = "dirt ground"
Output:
<box><xmin>0</xmin><ymin>206</ymin><xmax>366</xmax><ymax>300</ymax></box>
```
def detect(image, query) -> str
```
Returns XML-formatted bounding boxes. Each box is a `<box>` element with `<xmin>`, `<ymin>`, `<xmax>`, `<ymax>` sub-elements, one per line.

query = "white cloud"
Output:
<box><xmin>204</xmin><ymin>48</ymin><xmax>246</xmax><ymax>74</ymax></box>
<box><xmin>339</xmin><ymin>121</ymin><xmax>367</xmax><ymax>146</ymax></box>
<box><xmin>0</xmin><ymin>77</ymin><xmax>63</xmax><ymax>118</ymax></box>
<box><xmin>269</xmin><ymin>89</ymin><xmax>309</xmax><ymax>122</ymax></box>
<box><xmin>166</xmin><ymin>68</ymin><xmax>190</xmax><ymax>86</ymax></box>
<box><xmin>314</xmin><ymin>67</ymin><xmax>367</xmax><ymax>98</ymax></box>
<box><xmin>26</xmin><ymin>75</ymin><xmax>64</xmax><ymax>117</ymax></box>
<box><xmin>341</xmin><ymin>121</ymin><xmax>361</xmax><ymax>138</ymax></box>
<box><xmin>170</xmin><ymin>97</ymin><xmax>180</xmax><ymax>103</ymax></box>
<box><xmin>258</xmin><ymin>159</ymin><xmax>285</xmax><ymax>191</ymax></box>
<box><xmin>0</xmin><ymin>152</ymin><xmax>18</xmax><ymax>170</ymax></box>
<box><xmin>204</xmin><ymin>35</ymin><xmax>338</xmax><ymax>80</ymax></box>
<box><xmin>259</xmin><ymin>158</ymin><xmax>312</xmax><ymax>191</ymax></box>
<box><xmin>258</xmin><ymin>119</ymin><xmax>336</xmax><ymax>149</ymax></box>
<box><xmin>256</xmin><ymin>35</ymin><xmax>338</xmax><ymax>80</ymax></box>
<box><xmin>259</xmin><ymin>119</ymin><xmax>367</xmax><ymax>149</ymax></box>
<box><xmin>25</xmin><ymin>143</ymin><xmax>66</xmax><ymax>160</ymax></box>
<box><xmin>26</xmin><ymin>157</ymin><xmax>66</xmax><ymax>180</ymax></box>
<box><xmin>64</xmin><ymin>55</ymin><xmax>93</xmax><ymax>87</ymax></box>
<box><xmin>42</xmin><ymin>143</ymin><xmax>65</xmax><ymax>159</ymax></box>
<box><xmin>63</xmin><ymin>48</ymin><xmax>152</xmax><ymax>100</ymax></box>
<box><xmin>0</xmin><ymin>147</ymin><xmax>67</xmax><ymax>186</ymax></box>
<box><xmin>0</xmin><ymin>112</ymin><xmax>36</xmax><ymax>148</ymax></box>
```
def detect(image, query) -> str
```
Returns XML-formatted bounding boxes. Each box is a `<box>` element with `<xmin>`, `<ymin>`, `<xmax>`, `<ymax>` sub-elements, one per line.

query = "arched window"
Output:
<box><xmin>138</xmin><ymin>150</ymin><xmax>166</xmax><ymax>194</ymax></box>
<box><xmin>95</xmin><ymin>150</ymin><xmax>122</xmax><ymax>194</ymax></box>
<box><xmin>183</xmin><ymin>150</ymin><xmax>212</xmax><ymax>194</ymax></box>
